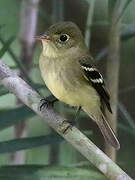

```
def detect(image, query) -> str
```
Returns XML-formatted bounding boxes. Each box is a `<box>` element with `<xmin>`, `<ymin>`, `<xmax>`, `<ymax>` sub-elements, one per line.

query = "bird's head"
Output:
<box><xmin>35</xmin><ymin>22</ymin><xmax>87</xmax><ymax>58</ymax></box>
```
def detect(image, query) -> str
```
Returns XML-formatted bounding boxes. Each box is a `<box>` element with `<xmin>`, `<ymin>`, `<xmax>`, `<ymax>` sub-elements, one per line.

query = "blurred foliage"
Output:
<box><xmin>0</xmin><ymin>134</ymin><xmax>63</xmax><ymax>154</ymax></box>
<box><xmin>117</xmin><ymin>0</ymin><xmax>133</xmax><ymax>22</ymax></box>
<box><xmin>0</xmin><ymin>0</ymin><xmax>135</xmax><ymax>179</ymax></box>
<box><xmin>0</xmin><ymin>36</ymin><xmax>15</xmax><ymax>58</ymax></box>
<box><xmin>0</xmin><ymin>106</ymin><xmax>34</xmax><ymax>130</ymax></box>
<box><xmin>0</xmin><ymin>165</ymin><xmax>107</xmax><ymax>180</ymax></box>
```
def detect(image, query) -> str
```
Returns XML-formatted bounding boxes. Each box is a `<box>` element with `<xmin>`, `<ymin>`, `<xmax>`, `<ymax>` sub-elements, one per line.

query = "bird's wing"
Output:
<box><xmin>79</xmin><ymin>56</ymin><xmax>112</xmax><ymax>113</ymax></box>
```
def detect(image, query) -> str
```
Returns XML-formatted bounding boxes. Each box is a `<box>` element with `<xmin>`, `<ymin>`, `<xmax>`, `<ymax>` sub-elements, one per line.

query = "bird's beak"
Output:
<box><xmin>35</xmin><ymin>35</ymin><xmax>50</xmax><ymax>42</ymax></box>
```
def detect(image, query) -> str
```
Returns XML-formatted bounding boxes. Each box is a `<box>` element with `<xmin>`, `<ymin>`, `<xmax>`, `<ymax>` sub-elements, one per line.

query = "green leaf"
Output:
<box><xmin>0</xmin><ymin>134</ymin><xmax>63</xmax><ymax>153</ymax></box>
<box><xmin>0</xmin><ymin>165</ymin><xmax>107</xmax><ymax>180</ymax></box>
<box><xmin>0</xmin><ymin>36</ymin><xmax>15</xmax><ymax>58</ymax></box>
<box><xmin>0</xmin><ymin>106</ymin><xmax>35</xmax><ymax>130</ymax></box>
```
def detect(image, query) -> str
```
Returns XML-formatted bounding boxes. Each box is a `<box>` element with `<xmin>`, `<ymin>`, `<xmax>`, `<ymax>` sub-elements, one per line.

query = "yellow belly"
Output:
<box><xmin>43</xmin><ymin>71</ymin><xmax>80</xmax><ymax>106</ymax></box>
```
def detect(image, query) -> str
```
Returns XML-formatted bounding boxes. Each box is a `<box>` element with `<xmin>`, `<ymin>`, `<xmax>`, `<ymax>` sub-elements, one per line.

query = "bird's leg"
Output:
<box><xmin>40</xmin><ymin>95</ymin><xmax>58</xmax><ymax>110</ymax></box>
<box><xmin>62</xmin><ymin>107</ymin><xmax>81</xmax><ymax>134</ymax></box>
<box><xmin>74</xmin><ymin>106</ymin><xmax>81</xmax><ymax>122</ymax></box>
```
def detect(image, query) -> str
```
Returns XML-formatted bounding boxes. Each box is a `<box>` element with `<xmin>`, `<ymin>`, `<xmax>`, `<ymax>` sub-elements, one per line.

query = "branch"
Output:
<box><xmin>0</xmin><ymin>61</ymin><xmax>132</xmax><ymax>180</ymax></box>
<box><xmin>19</xmin><ymin>0</ymin><xmax>39</xmax><ymax>70</ymax></box>
<box><xmin>105</xmin><ymin>0</ymin><xmax>121</xmax><ymax>161</ymax></box>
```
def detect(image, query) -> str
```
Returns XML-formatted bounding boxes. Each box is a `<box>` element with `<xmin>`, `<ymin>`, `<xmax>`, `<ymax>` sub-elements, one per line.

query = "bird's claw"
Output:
<box><xmin>39</xmin><ymin>98</ymin><xmax>55</xmax><ymax>111</ymax></box>
<box><xmin>62</xmin><ymin>124</ymin><xmax>73</xmax><ymax>134</ymax></box>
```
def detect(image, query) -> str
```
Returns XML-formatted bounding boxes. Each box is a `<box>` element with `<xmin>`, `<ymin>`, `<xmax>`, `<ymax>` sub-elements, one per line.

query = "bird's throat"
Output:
<box><xmin>42</xmin><ymin>41</ymin><xmax>59</xmax><ymax>58</ymax></box>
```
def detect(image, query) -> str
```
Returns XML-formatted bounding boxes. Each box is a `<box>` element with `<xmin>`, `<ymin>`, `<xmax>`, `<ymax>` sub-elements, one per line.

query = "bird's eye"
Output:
<box><xmin>59</xmin><ymin>34</ymin><xmax>69</xmax><ymax>42</ymax></box>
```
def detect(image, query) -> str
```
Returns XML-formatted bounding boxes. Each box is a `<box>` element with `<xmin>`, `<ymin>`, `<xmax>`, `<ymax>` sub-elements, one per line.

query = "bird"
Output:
<box><xmin>35</xmin><ymin>21</ymin><xmax>120</xmax><ymax>149</ymax></box>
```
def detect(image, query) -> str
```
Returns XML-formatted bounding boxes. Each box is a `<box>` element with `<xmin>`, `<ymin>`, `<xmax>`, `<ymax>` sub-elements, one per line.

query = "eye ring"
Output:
<box><xmin>59</xmin><ymin>34</ymin><xmax>69</xmax><ymax>42</ymax></box>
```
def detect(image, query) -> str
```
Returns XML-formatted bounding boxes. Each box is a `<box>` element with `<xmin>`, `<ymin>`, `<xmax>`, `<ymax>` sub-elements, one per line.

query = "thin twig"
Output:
<box><xmin>0</xmin><ymin>61</ymin><xmax>132</xmax><ymax>180</ymax></box>
<box><xmin>105</xmin><ymin>0</ymin><xmax>122</xmax><ymax>161</ymax></box>
<box><xmin>85</xmin><ymin>0</ymin><xmax>95</xmax><ymax>47</ymax></box>
<box><xmin>118</xmin><ymin>102</ymin><xmax>135</xmax><ymax>130</ymax></box>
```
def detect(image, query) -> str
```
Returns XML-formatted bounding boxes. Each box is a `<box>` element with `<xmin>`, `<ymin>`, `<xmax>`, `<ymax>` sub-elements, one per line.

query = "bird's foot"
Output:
<box><xmin>39</xmin><ymin>97</ymin><xmax>58</xmax><ymax>111</ymax></box>
<box><xmin>63</xmin><ymin>123</ymin><xmax>73</xmax><ymax>134</ymax></box>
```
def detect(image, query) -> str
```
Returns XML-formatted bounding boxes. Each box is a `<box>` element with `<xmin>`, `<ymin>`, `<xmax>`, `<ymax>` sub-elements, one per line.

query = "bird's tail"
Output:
<box><xmin>96</xmin><ymin>115</ymin><xmax>120</xmax><ymax>149</ymax></box>
<box><xmin>83</xmin><ymin>108</ymin><xmax>120</xmax><ymax>149</ymax></box>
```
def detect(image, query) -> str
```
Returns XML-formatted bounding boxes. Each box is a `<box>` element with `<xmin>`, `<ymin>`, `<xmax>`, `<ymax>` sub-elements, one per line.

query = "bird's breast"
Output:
<box><xmin>44</xmin><ymin>70</ymin><xmax>68</xmax><ymax>100</ymax></box>
<box><xmin>39</xmin><ymin>56</ymin><xmax>81</xmax><ymax>106</ymax></box>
